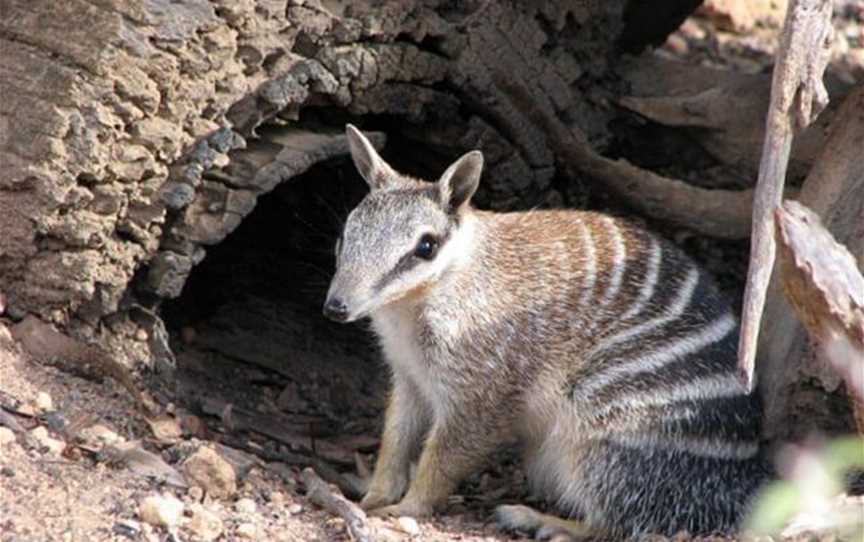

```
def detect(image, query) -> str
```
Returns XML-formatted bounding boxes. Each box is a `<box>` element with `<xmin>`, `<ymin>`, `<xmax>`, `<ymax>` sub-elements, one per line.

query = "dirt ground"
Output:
<box><xmin>1</xmin><ymin>3</ymin><xmax>862</xmax><ymax>542</ymax></box>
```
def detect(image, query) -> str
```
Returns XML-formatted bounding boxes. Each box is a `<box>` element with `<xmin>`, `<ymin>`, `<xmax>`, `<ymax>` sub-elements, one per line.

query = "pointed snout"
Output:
<box><xmin>322</xmin><ymin>296</ymin><xmax>350</xmax><ymax>323</ymax></box>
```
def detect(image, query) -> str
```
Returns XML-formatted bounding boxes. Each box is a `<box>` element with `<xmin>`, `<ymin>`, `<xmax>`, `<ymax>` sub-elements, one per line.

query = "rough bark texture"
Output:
<box><xmin>1</xmin><ymin>0</ymin><xmax>671</xmax><ymax>368</ymax></box>
<box><xmin>758</xmin><ymin>84</ymin><xmax>864</xmax><ymax>440</ymax></box>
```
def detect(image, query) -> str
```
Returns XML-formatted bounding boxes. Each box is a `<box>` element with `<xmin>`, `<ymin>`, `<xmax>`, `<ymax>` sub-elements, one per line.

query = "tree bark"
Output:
<box><xmin>0</xmin><ymin>0</ymin><xmax>698</xmax><ymax>367</ymax></box>
<box><xmin>759</xmin><ymin>83</ymin><xmax>864</xmax><ymax>440</ymax></box>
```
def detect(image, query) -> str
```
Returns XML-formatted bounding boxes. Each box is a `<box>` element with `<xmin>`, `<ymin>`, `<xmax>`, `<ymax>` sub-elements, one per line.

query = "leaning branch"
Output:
<box><xmin>737</xmin><ymin>0</ymin><xmax>833</xmax><ymax>390</ymax></box>
<box><xmin>301</xmin><ymin>467</ymin><xmax>375</xmax><ymax>542</ymax></box>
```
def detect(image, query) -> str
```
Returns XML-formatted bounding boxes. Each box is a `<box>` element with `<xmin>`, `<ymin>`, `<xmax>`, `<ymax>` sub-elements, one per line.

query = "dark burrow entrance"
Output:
<box><xmin>161</xmin><ymin>149</ymin><xmax>386</xmax><ymax>478</ymax></box>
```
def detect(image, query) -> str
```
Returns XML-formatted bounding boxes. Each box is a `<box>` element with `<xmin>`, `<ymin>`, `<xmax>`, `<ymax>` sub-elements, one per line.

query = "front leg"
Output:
<box><xmin>370</xmin><ymin>404</ymin><xmax>508</xmax><ymax>518</ymax></box>
<box><xmin>361</xmin><ymin>375</ymin><xmax>430</xmax><ymax>510</ymax></box>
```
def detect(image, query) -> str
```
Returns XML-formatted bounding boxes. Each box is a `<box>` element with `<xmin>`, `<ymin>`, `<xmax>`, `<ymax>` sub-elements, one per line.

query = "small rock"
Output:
<box><xmin>1</xmin><ymin>466</ymin><xmax>14</xmax><ymax>477</ymax></box>
<box><xmin>396</xmin><ymin>516</ymin><xmax>421</xmax><ymax>536</ymax></box>
<box><xmin>188</xmin><ymin>485</ymin><xmax>204</xmax><ymax>502</ymax></box>
<box><xmin>235</xmin><ymin>497</ymin><xmax>257</xmax><ymax>515</ymax></box>
<box><xmin>29</xmin><ymin>426</ymin><xmax>65</xmax><ymax>455</ymax></box>
<box><xmin>268</xmin><ymin>491</ymin><xmax>286</xmax><ymax>506</ymax></box>
<box><xmin>134</xmin><ymin>328</ymin><xmax>149</xmax><ymax>342</ymax></box>
<box><xmin>235</xmin><ymin>522</ymin><xmax>256</xmax><ymax>539</ymax></box>
<box><xmin>113</xmin><ymin>519</ymin><xmax>142</xmax><ymax>540</ymax></box>
<box><xmin>186</xmin><ymin>505</ymin><xmax>223</xmax><ymax>542</ymax></box>
<box><xmin>287</xmin><ymin>503</ymin><xmax>303</xmax><ymax>515</ymax></box>
<box><xmin>34</xmin><ymin>392</ymin><xmax>54</xmax><ymax>413</ymax></box>
<box><xmin>182</xmin><ymin>446</ymin><xmax>237</xmax><ymax>499</ymax></box>
<box><xmin>80</xmin><ymin>423</ymin><xmax>123</xmax><ymax>446</ymax></box>
<box><xmin>139</xmin><ymin>494</ymin><xmax>184</xmax><ymax>528</ymax></box>
<box><xmin>0</xmin><ymin>427</ymin><xmax>16</xmax><ymax>446</ymax></box>
<box><xmin>663</xmin><ymin>33</ymin><xmax>689</xmax><ymax>55</ymax></box>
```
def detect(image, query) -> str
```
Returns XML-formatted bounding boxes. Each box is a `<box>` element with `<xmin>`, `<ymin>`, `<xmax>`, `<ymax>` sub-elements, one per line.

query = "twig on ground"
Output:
<box><xmin>301</xmin><ymin>467</ymin><xmax>375</xmax><ymax>542</ymax></box>
<box><xmin>737</xmin><ymin>0</ymin><xmax>834</xmax><ymax>390</ymax></box>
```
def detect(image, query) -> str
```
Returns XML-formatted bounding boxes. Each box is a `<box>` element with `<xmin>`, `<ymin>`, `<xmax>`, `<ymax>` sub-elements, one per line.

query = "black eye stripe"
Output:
<box><xmin>371</xmin><ymin>229</ymin><xmax>452</xmax><ymax>293</ymax></box>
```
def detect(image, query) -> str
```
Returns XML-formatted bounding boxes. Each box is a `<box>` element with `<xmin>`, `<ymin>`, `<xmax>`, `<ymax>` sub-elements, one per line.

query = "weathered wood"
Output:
<box><xmin>775</xmin><ymin>201</ymin><xmax>864</xmax><ymax>401</ymax></box>
<box><xmin>759</xmin><ymin>84</ymin><xmax>864</xmax><ymax>439</ymax></box>
<box><xmin>737</xmin><ymin>0</ymin><xmax>834</xmax><ymax>390</ymax></box>
<box><xmin>617</xmin><ymin>56</ymin><xmax>849</xmax><ymax>183</ymax></box>
<box><xmin>0</xmin><ymin>0</ymin><xmax>698</xmax><ymax>372</ymax></box>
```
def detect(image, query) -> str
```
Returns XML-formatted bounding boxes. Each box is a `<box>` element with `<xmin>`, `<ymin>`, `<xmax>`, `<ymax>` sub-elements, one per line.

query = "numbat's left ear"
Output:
<box><xmin>438</xmin><ymin>151</ymin><xmax>483</xmax><ymax>214</ymax></box>
<box><xmin>346</xmin><ymin>124</ymin><xmax>398</xmax><ymax>191</ymax></box>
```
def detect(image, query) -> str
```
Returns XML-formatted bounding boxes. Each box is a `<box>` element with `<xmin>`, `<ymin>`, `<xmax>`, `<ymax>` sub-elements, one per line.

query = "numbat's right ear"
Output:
<box><xmin>346</xmin><ymin>124</ymin><xmax>398</xmax><ymax>191</ymax></box>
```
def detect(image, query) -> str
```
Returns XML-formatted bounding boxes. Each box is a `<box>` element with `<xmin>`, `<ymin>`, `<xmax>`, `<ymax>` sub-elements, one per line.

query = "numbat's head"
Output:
<box><xmin>323</xmin><ymin>125</ymin><xmax>483</xmax><ymax>323</ymax></box>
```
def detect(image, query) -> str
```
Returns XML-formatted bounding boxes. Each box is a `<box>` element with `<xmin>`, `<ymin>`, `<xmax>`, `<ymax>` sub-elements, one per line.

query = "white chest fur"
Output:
<box><xmin>372</xmin><ymin>304</ymin><xmax>451</xmax><ymax>417</ymax></box>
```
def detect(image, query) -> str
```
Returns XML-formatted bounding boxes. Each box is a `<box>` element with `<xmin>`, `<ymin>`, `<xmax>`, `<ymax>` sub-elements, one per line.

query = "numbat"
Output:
<box><xmin>324</xmin><ymin>125</ymin><xmax>771</xmax><ymax>539</ymax></box>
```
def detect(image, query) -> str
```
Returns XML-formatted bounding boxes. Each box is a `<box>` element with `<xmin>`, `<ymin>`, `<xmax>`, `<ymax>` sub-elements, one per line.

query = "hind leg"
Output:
<box><xmin>495</xmin><ymin>504</ymin><xmax>600</xmax><ymax>541</ymax></box>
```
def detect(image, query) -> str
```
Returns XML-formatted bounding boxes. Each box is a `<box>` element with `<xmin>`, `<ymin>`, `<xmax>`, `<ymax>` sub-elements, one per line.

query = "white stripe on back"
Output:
<box><xmin>599</xmin><ymin>217</ymin><xmax>626</xmax><ymax>306</ymax></box>
<box><xmin>608</xmin><ymin>431</ymin><xmax>759</xmax><ymax>460</ymax></box>
<box><xmin>578</xmin><ymin>311</ymin><xmax>737</xmax><ymax>397</ymax></box>
<box><xmin>577</xmin><ymin>221</ymin><xmax>596</xmax><ymax>307</ymax></box>
<box><xmin>591</xmin><ymin>372</ymin><xmax>747</xmax><ymax>419</ymax></box>
<box><xmin>586</xmin><ymin>265</ymin><xmax>700</xmax><ymax>359</ymax></box>
<box><xmin>619</xmin><ymin>236</ymin><xmax>662</xmax><ymax>322</ymax></box>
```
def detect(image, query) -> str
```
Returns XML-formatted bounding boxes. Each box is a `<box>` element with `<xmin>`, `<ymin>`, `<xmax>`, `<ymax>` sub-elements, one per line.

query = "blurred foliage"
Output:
<box><xmin>747</xmin><ymin>437</ymin><xmax>864</xmax><ymax>538</ymax></box>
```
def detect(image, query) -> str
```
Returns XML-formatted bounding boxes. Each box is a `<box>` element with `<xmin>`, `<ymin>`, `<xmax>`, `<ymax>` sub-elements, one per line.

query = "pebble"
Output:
<box><xmin>235</xmin><ymin>522</ymin><xmax>257</xmax><ymax>539</ymax></box>
<box><xmin>188</xmin><ymin>485</ymin><xmax>204</xmax><ymax>502</ymax></box>
<box><xmin>287</xmin><ymin>503</ymin><xmax>303</xmax><ymax>515</ymax></box>
<box><xmin>134</xmin><ymin>328</ymin><xmax>149</xmax><ymax>342</ymax></box>
<box><xmin>186</xmin><ymin>505</ymin><xmax>223</xmax><ymax>542</ymax></box>
<box><xmin>139</xmin><ymin>494</ymin><xmax>184</xmax><ymax>528</ymax></box>
<box><xmin>29</xmin><ymin>426</ymin><xmax>65</xmax><ymax>456</ymax></box>
<box><xmin>268</xmin><ymin>491</ymin><xmax>285</xmax><ymax>506</ymax></box>
<box><xmin>113</xmin><ymin>519</ymin><xmax>142</xmax><ymax>540</ymax></box>
<box><xmin>34</xmin><ymin>392</ymin><xmax>54</xmax><ymax>413</ymax></box>
<box><xmin>1</xmin><ymin>466</ymin><xmax>14</xmax><ymax>477</ymax></box>
<box><xmin>0</xmin><ymin>427</ymin><xmax>16</xmax><ymax>446</ymax></box>
<box><xmin>182</xmin><ymin>446</ymin><xmax>237</xmax><ymax>499</ymax></box>
<box><xmin>235</xmin><ymin>497</ymin><xmax>257</xmax><ymax>515</ymax></box>
<box><xmin>80</xmin><ymin>424</ymin><xmax>122</xmax><ymax>446</ymax></box>
<box><xmin>397</xmin><ymin>516</ymin><xmax>421</xmax><ymax>536</ymax></box>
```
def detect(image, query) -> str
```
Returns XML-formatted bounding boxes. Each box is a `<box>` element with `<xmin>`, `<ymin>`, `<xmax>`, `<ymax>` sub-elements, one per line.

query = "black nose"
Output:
<box><xmin>323</xmin><ymin>298</ymin><xmax>349</xmax><ymax>322</ymax></box>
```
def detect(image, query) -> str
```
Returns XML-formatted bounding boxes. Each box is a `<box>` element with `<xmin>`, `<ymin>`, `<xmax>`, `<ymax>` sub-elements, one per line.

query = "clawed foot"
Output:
<box><xmin>495</xmin><ymin>504</ymin><xmax>592</xmax><ymax>541</ymax></box>
<box><xmin>366</xmin><ymin>499</ymin><xmax>434</xmax><ymax>519</ymax></box>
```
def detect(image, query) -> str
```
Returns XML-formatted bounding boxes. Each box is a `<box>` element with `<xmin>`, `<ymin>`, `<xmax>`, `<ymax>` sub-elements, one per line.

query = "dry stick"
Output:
<box><xmin>301</xmin><ymin>467</ymin><xmax>375</xmax><ymax>542</ymax></box>
<box><xmin>737</xmin><ymin>0</ymin><xmax>833</xmax><ymax>390</ymax></box>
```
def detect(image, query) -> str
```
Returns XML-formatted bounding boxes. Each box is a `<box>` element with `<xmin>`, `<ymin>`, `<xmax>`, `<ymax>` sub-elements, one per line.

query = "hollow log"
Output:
<box><xmin>0</xmin><ymin>0</ymin><xmax>701</xmax><ymax>368</ymax></box>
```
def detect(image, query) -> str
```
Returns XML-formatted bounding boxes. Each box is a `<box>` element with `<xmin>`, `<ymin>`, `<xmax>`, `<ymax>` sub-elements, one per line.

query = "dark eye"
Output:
<box><xmin>414</xmin><ymin>234</ymin><xmax>439</xmax><ymax>260</ymax></box>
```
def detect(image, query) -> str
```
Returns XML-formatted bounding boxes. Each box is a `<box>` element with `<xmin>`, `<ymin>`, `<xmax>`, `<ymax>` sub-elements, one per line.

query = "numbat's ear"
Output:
<box><xmin>438</xmin><ymin>151</ymin><xmax>483</xmax><ymax>214</ymax></box>
<box><xmin>346</xmin><ymin>124</ymin><xmax>398</xmax><ymax>191</ymax></box>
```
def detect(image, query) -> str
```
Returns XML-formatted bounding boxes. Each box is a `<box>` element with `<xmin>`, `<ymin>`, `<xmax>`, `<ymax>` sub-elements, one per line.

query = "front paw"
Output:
<box><xmin>367</xmin><ymin>498</ymin><xmax>434</xmax><ymax>518</ymax></box>
<box><xmin>360</xmin><ymin>490</ymin><xmax>400</xmax><ymax>511</ymax></box>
